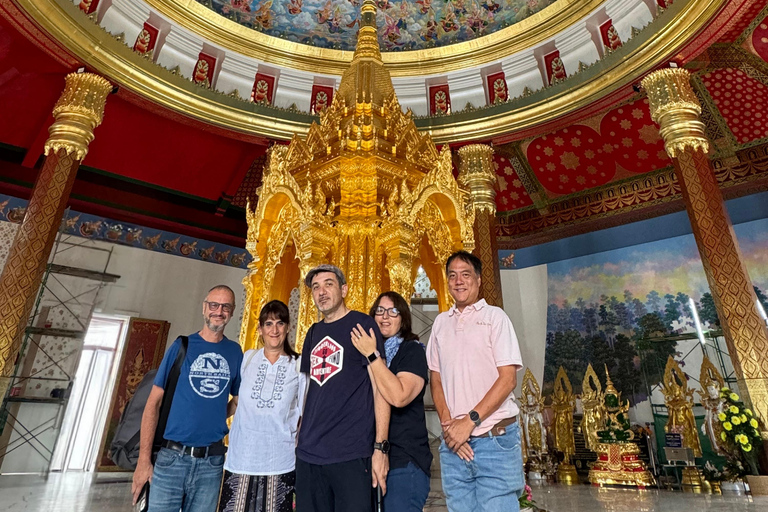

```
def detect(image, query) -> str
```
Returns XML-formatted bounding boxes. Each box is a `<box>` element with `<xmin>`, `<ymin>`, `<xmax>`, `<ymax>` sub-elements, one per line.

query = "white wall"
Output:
<box><xmin>51</xmin><ymin>237</ymin><xmax>247</xmax><ymax>346</ymax></box>
<box><xmin>501</xmin><ymin>265</ymin><xmax>549</xmax><ymax>396</ymax></box>
<box><xmin>0</xmin><ymin>221</ymin><xmax>246</xmax><ymax>473</ymax></box>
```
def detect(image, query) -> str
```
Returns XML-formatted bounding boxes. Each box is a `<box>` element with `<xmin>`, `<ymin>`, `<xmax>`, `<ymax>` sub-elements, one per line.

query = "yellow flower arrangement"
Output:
<box><xmin>745</xmin><ymin>409</ymin><xmax>752</xmax><ymax>416</ymax></box>
<box><xmin>738</xmin><ymin>434</ymin><xmax>748</xmax><ymax>445</ymax></box>
<box><xmin>720</xmin><ymin>431</ymin><xmax>727</xmax><ymax>442</ymax></box>
<box><xmin>723</xmin><ymin>422</ymin><xmax>732</xmax><ymax>431</ymax></box>
<box><xmin>730</xmin><ymin>393</ymin><xmax>739</xmax><ymax>401</ymax></box>
<box><xmin>732</xmin><ymin>416</ymin><xmax>741</xmax><ymax>425</ymax></box>
<box><xmin>718</xmin><ymin>412</ymin><xmax>727</xmax><ymax>421</ymax></box>
<box><xmin>743</xmin><ymin>443</ymin><xmax>752</xmax><ymax>452</ymax></box>
<box><xmin>750</xmin><ymin>418</ymin><xmax>758</xmax><ymax>428</ymax></box>
<box><xmin>730</xmin><ymin>405</ymin><xmax>739</xmax><ymax>414</ymax></box>
<box><xmin>740</xmin><ymin>414</ymin><xmax>747</xmax><ymax>422</ymax></box>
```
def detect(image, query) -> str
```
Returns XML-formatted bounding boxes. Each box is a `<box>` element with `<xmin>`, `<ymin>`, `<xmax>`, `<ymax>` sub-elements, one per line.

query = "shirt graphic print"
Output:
<box><xmin>309</xmin><ymin>336</ymin><xmax>344</xmax><ymax>386</ymax></box>
<box><xmin>189</xmin><ymin>352</ymin><xmax>231</xmax><ymax>398</ymax></box>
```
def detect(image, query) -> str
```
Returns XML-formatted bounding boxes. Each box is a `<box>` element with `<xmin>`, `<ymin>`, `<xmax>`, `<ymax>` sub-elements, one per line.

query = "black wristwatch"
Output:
<box><xmin>374</xmin><ymin>440</ymin><xmax>390</xmax><ymax>454</ymax></box>
<box><xmin>367</xmin><ymin>350</ymin><xmax>381</xmax><ymax>364</ymax></box>
<box><xmin>469</xmin><ymin>410</ymin><xmax>482</xmax><ymax>427</ymax></box>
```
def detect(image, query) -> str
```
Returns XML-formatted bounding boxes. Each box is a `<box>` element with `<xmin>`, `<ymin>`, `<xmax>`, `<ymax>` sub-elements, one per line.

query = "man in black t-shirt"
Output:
<box><xmin>296</xmin><ymin>264</ymin><xmax>389</xmax><ymax>512</ymax></box>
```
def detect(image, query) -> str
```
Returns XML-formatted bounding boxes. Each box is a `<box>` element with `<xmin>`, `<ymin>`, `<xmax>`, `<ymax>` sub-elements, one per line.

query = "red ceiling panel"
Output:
<box><xmin>526</xmin><ymin>125</ymin><xmax>615</xmax><ymax>195</ymax></box>
<box><xmin>752</xmin><ymin>15</ymin><xmax>768</xmax><ymax>62</ymax></box>
<box><xmin>702</xmin><ymin>68</ymin><xmax>768</xmax><ymax>144</ymax></box>
<box><xmin>717</xmin><ymin>0</ymin><xmax>768</xmax><ymax>43</ymax></box>
<box><xmin>600</xmin><ymin>98</ymin><xmax>670</xmax><ymax>174</ymax></box>
<box><xmin>82</xmin><ymin>95</ymin><xmax>263</xmax><ymax>200</ymax></box>
<box><xmin>493</xmin><ymin>154</ymin><xmax>532</xmax><ymax>212</ymax></box>
<box><xmin>0</xmin><ymin>17</ymin><xmax>68</xmax><ymax>149</ymax></box>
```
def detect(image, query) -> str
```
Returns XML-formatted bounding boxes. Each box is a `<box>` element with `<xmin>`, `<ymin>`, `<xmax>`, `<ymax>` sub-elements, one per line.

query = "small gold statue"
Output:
<box><xmin>588</xmin><ymin>366</ymin><xmax>655</xmax><ymax>488</ymax></box>
<box><xmin>661</xmin><ymin>356</ymin><xmax>702</xmax><ymax>457</ymax></box>
<box><xmin>553</xmin><ymin>366</ymin><xmax>578</xmax><ymax>484</ymax></box>
<box><xmin>580</xmin><ymin>363</ymin><xmax>606</xmax><ymax>451</ymax></box>
<box><xmin>698</xmin><ymin>356</ymin><xmax>726</xmax><ymax>455</ymax></box>
<box><xmin>519</xmin><ymin>368</ymin><xmax>548</xmax><ymax>460</ymax></box>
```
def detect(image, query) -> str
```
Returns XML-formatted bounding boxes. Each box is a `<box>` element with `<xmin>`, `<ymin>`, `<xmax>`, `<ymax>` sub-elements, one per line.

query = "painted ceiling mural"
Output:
<box><xmin>210</xmin><ymin>0</ymin><xmax>557</xmax><ymax>51</ymax></box>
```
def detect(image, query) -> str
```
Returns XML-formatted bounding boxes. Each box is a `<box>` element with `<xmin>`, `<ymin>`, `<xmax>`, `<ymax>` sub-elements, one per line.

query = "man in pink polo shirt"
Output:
<box><xmin>427</xmin><ymin>250</ymin><xmax>524</xmax><ymax>512</ymax></box>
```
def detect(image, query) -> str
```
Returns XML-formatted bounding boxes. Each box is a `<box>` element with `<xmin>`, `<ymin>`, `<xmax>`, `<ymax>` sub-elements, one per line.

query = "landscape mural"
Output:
<box><xmin>542</xmin><ymin>217</ymin><xmax>768</xmax><ymax>403</ymax></box>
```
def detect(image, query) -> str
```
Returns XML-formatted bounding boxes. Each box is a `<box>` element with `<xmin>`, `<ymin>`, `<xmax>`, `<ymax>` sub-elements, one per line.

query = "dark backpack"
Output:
<box><xmin>109</xmin><ymin>336</ymin><xmax>188</xmax><ymax>470</ymax></box>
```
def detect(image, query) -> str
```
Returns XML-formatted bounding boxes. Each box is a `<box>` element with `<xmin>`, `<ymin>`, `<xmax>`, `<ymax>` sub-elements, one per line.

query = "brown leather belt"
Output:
<box><xmin>471</xmin><ymin>416</ymin><xmax>517</xmax><ymax>438</ymax></box>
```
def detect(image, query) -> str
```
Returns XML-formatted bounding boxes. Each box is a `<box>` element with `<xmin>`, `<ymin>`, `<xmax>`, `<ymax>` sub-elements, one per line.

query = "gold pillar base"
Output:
<box><xmin>557</xmin><ymin>462</ymin><xmax>580</xmax><ymax>485</ymax></box>
<box><xmin>588</xmin><ymin>443</ymin><xmax>655</xmax><ymax>488</ymax></box>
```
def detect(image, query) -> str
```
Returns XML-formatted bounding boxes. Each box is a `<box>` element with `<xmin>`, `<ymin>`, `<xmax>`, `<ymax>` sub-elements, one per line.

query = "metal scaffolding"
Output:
<box><xmin>0</xmin><ymin>221</ymin><xmax>119</xmax><ymax>476</ymax></box>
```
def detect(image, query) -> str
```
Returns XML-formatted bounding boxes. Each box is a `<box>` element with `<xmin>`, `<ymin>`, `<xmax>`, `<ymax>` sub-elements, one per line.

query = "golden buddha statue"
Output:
<box><xmin>519</xmin><ymin>369</ymin><xmax>548</xmax><ymax>460</ymax></box>
<box><xmin>552</xmin><ymin>366</ymin><xmax>578</xmax><ymax>484</ymax></box>
<box><xmin>698</xmin><ymin>356</ymin><xmax>726</xmax><ymax>455</ymax></box>
<box><xmin>661</xmin><ymin>356</ymin><xmax>702</xmax><ymax>457</ymax></box>
<box><xmin>580</xmin><ymin>363</ymin><xmax>606</xmax><ymax>451</ymax></box>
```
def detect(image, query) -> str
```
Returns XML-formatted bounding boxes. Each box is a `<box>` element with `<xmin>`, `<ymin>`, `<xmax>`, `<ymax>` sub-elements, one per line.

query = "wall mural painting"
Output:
<box><xmin>0</xmin><ymin>194</ymin><xmax>251</xmax><ymax>269</ymax></box>
<box><xmin>210</xmin><ymin>0</ymin><xmax>557</xmax><ymax>51</ymax></box>
<box><xmin>540</xmin><ymin>218</ymin><xmax>768</xmax><ymax>403</ymax></box>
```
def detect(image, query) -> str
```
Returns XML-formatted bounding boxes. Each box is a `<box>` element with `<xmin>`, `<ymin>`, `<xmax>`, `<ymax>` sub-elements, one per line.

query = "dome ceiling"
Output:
<box><xmin>208</xmin><ymin>0</ymin><xmax>556</xmax><ymax>51</ymax></box>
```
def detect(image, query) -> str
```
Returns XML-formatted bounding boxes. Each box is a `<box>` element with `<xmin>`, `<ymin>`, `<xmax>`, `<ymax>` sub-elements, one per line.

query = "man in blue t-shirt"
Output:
<box><xmin>296</xmin><ymin>264</ymin><xmax>389</xmax><ymax>512</ymax></box>
<box><xmin>131</xmin><ymin>285</ymin><xmax>243</xmax><ymax>512</ymax></box>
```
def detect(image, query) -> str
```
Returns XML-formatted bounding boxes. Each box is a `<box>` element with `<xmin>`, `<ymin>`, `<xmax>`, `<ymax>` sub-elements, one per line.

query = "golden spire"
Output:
<box><xmin>354</xmin><ymin>0</ymin><xmax>382</xmax><ymax>63</ymax></box>
<box><xmin>337</xmin><ymin>0</ymin><xmax>394</xmax><ymax>106</ymax></box>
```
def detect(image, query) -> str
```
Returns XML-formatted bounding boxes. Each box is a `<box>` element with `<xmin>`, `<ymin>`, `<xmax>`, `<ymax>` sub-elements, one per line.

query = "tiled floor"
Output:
<box><xmin>1</xmin><ymin>472</ymin><xmax>767</xmax><ymax>511</ymax></box>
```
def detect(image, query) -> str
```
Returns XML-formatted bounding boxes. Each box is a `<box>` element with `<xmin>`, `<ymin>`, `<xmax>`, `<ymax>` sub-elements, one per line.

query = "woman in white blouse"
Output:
<box><xmin>218</xmin><ymin>300</ymin><xmax>307</xmax><ymax>512</ymax></box>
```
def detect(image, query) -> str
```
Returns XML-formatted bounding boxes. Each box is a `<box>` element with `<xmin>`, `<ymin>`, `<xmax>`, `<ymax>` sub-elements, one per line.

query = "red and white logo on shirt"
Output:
<box><xmin>310</xmin><ymin>336</ymin><xmax>344</xmax><ymax>386</ymax></box>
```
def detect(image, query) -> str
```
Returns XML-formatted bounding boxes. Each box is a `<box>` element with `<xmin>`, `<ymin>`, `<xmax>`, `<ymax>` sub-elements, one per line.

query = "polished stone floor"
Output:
<box><xmin>1</xmin><ymin>472</ymin><xmax>766</xmax><ymax>511</ymax></box>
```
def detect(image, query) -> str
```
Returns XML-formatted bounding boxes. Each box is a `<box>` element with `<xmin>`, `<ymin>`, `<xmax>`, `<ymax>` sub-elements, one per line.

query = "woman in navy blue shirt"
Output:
<box><xmin>351</xmin><ymin>291</ymin><xmax>432</xmax><ymax>512</ymax></box>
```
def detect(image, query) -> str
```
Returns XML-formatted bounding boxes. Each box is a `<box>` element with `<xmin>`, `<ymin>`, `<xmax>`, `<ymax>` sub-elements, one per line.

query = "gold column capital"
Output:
<box><xmin>458</xmin><ymin>144</ymin><xmax>497</xmax><ymax>215</ymax></box>
<box><xmin>640</xmin><ymin>68</ymin><xmax>709</xmax><ymax>158</ymax></box>
<box><xmin>44</xmin><ymin>72</ymin><xmax>112</xmax><ymax>160</ymax></box>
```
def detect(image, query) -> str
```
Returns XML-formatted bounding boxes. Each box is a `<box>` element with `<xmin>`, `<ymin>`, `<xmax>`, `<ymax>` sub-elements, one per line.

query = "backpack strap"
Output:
<box><xmin>153</xmin><ymin>336</ymin><xmax>188</xmax><ymax>456</ymax></box>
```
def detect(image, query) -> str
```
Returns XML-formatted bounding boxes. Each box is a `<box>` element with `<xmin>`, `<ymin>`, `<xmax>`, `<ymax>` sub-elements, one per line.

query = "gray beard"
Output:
<box><xmin>205</xmin><ymin>316</ymin><xmax>226</xmax><ymax>333</ymax></box>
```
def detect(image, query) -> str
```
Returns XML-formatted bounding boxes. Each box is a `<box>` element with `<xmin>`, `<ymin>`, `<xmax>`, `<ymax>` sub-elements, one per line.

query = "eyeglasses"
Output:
<box><xmin>205</xmin><ymin>301</ymin><xmax>234</xmax><ymax>313</ymax></box>
<box><xmin>374</xmin><ymin>306</ymin><xmax>400</xmax><ymax>317</ymax></box>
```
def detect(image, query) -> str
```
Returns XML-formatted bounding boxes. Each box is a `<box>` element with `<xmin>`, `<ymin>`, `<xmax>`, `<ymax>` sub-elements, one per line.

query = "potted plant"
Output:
<box><xmin>716</xmin><ymin>387</ymin><xmax>767</xmax><ymax>495</ymax></box>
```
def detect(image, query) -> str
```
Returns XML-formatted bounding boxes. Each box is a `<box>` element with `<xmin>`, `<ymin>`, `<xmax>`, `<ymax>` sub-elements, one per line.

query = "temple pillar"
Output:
<box><xmin>0</xmin><ymin>72</ymin><xmax>112</xmax><ymax>400</ymax></box>
<box><xmin>642</xmin><ymin>69</ymin><xmax>768</xmax><ymax>439</ymax></box>
<box><xmin>459</xmin><ymin>144</ymin><xmax>504</xmax><ymax>308</ymax></box>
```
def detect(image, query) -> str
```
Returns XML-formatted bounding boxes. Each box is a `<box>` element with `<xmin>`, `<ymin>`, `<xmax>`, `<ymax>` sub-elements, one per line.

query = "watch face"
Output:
<box><xmin>469</xmin><ymin>411</ymin><xmax>480</xmax><ymax>421</ymax></box>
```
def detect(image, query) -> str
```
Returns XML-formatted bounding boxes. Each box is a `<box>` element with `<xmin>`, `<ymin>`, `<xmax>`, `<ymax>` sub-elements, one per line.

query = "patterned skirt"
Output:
<box><xmin>218</xmin><ymin>470</ymin><xmax>296</xmax><ymax>512</ymax></box>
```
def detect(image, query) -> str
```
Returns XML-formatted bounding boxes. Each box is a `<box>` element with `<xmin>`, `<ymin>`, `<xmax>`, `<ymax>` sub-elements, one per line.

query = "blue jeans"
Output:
<box><xmin>439</xmin><ymin>421</ymin><xmax>524</xmax><ymax>512</ymax></box>
<box><xmin>383</xmin><ymin>461</ymin><xmax>430</xmax><ymax>512</ymax></box>
<box><xmin>149</xmin><ymin>447</ymin><xmax>225</xmax><ymax>512</ymax></box>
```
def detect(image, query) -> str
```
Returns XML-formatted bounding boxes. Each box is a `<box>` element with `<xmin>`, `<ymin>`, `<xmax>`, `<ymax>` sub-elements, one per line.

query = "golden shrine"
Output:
<box><xmin>588</xmin><ymin>367</ymin><xmax>655</xmax><ymax>488</ymax></box>
<box><xmin>239</xmin><ymin>0</ymin><xmax>479</xmax><ymax>351</ymax></box>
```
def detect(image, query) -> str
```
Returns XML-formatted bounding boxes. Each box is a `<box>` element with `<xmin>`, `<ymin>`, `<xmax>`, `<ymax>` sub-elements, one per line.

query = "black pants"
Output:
<box><xmin>295</xmin><ymin>457</ymin><xmax>373</xmax><ymax>512</ymax></box>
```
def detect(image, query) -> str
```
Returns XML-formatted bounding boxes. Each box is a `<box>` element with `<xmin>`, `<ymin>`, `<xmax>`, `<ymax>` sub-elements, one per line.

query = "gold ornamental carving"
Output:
<box><xmin>44</xmin><ymin>72</ymin><xmax>112</xmax><ymax>161</ymax></box>
<box><xmin>240</xmin><ymin>1</ymin><xmax>474</xmax><ymax>352</ymax></box>
<box><xmin>458</xmin><ymin>144</ymin><xmax>497</xmax><ymax>216</ymax></box>
<box><xmin>580</xmin><ymin>363</ymin><xmax>606</xmax><ymax>452</ymax></box>
<box><xmin>552</xmin><ymin>366</ymin><xmax>578</xmax><ymax>484</ymax></box>
<box><xmin>641</xmin><ymin>68</ymin><xmax>710</xmax><ymax>158</ymax></box>
<box><xmin>0</xmin><ymin>73</ymin><xmax>110</xmax><ymax>399</ymax></box>
<box><xmin>661</xmin><ymin>356</ymin><xmax>702</xmax><ymax>457</ymax></box>
<box><xmin>519</xmin><ymin>368</ymin><xmax>548</xmax><ymax>464</ymax></box>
